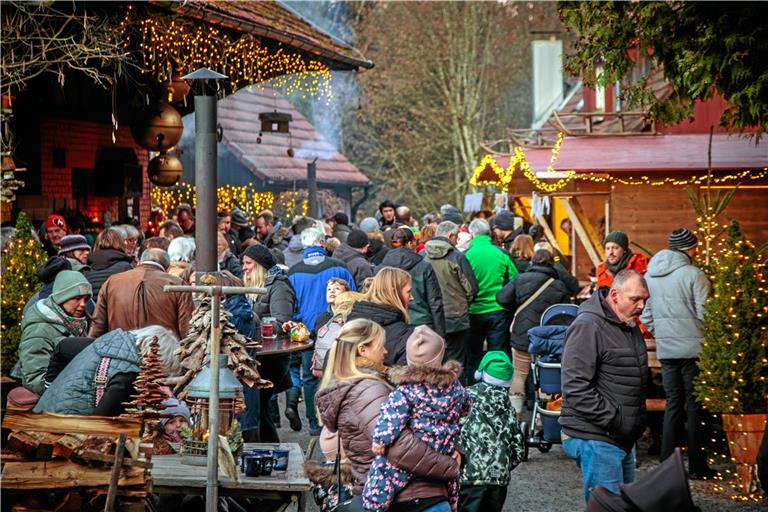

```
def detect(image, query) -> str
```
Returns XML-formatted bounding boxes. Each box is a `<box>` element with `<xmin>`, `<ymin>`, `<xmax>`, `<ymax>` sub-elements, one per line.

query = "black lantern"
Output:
<box><xmin>258</xmin><ymin>111</ymin><xmax>292</xmax><ymax>133</ymax></box>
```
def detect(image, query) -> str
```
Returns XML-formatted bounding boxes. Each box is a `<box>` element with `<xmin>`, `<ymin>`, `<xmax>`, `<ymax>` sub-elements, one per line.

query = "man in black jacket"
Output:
<box><xmin>560</xmin><ymin>269</ymin><xmax>649</xmax><ymax>503</ymax></box>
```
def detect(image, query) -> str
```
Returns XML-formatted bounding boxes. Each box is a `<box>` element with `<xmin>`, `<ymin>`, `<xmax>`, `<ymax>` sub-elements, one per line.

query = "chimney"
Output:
<box><xmin>531</xmin><ymin>39</ymin><xmax>564</xmax><ymax>129</ymax></box>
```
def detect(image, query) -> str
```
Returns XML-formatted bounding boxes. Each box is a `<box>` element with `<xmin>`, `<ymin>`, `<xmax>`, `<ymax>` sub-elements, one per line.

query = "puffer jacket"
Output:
<box><xmin>377</xmin><ymin>248</ymin><xmax>446</xmax><ymax>336</ymax></box>
<box><xmin>459</xmin><ymin>382</ymin><xmax>524</xmax><ymax>486</ymax></box>
<box><xmin>34</xmin><ymin>329</ymin><xmax>141</xmax><ymax>415</ymax></box>
<box><xmin>423</xmin><ymin>237</ymin><xmax>477</xmax><ymax>334</ymax></box>
<box><xmin>640</xmin><ymin>249</ymin><xmax>710</xmax><ymax>359</ymax></box>
<box><xmin>332</xmin><ymin>243</ymin><xmax>374</xmax><ymax>290</ymax></box>
<box><xmin>496</xmin><ymin>265</ymin><xmax>571</xmax><ymax>352</ymax></box>
<box><xmin>85</xmin><ymin>249</ymin><xmax>133</xmax><ymax>298</ymax></box>
<box><xmin>315</xmin><ymin>375</ymin><xmax>459</xmax><ymax>501</ymax></box>
<box><xmin>347</xmin><ymin>301</ymin><xmax>414</xmax><ymax>366</ymax></box>
<box><xmin>596</xmin><ymin>252</ymin><xmax>649</xmax><ymax>289</ymax></box>
<box><xmin>253</xmin><ymin>272</ymin><xmax>296</xmax><ymax>324</ymax></box>
<box><xmin>560</xmin><ymin>288</ymin><xmax>648</xmax><ymax>452</ymax></box>
<box><xmin>19</xmin><ymin>299</ymin><xmax>82</xmax><ymax>394</ymax></box>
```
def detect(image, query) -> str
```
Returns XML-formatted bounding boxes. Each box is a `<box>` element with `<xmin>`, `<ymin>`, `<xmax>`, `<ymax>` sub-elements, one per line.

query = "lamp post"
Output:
<box><xmin>182</xmin><ymin>68</ymin><xmax>228</xmax><ymax>273</ymax></box>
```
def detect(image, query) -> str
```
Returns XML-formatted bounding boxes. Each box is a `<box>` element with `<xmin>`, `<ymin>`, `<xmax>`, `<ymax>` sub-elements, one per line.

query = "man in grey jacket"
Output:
<box><xmin>640</xmin><ymin>228</ymin><xmax>713</xmax><ymax>478</ymax></box>
<box><xmin>560</xmin><ymin>269</ymin><xmax>649</xmax><ymax>502</ymax></box>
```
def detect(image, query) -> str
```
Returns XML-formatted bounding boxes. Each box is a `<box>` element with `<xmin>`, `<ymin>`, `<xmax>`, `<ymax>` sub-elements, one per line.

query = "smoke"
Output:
<box><xmin>278</xmin><ymin>1</ymin><xmax>361</xmax><ymax>154</ymax></box>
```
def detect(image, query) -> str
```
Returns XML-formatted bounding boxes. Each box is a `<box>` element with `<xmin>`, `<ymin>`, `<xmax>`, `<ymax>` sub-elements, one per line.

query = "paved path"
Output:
<box><xmin>273</xmin><ymin>396</ymin><xmax>764</xmax><ymax>511</ymax></box>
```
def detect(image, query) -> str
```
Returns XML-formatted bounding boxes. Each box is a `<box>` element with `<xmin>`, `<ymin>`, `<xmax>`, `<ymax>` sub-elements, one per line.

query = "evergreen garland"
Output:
<box><xmin>695</xmin><ymin>221</ymin><xmax>768</xmax><ymax>413</ymax></box>
<box><xmin>1</xmin><ymin>212</ymin><xmax>47</xmax><ymax>375</ymax></box>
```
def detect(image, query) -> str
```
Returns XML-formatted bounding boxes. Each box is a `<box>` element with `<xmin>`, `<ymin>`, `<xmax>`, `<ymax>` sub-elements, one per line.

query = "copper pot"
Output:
<box><xmin>131</xmin><ymin>100</ymin><xmax>183</xmax><ymax>151</ymax></box>
<box><xmin>148</xmin><ymin>153</ymin><xmax>183</xmax><ymax>187</ymax></box>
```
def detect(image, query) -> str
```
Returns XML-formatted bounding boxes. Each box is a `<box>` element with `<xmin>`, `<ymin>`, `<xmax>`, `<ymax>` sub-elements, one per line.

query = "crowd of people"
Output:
<box><xmin>4</xmin><ymin>199</ymin><xmax>720</xmax><ymax>510</ymax></box>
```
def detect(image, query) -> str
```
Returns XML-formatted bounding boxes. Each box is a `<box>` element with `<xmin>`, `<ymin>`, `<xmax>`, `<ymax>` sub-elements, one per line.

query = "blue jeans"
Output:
<box><xmin>301</xmin><ymin>350</ymin><xmax>320</xmax><ymax>431</ymax></box>
<box><xmin>420</xmin><ymin>501</ymin><xmax>451</xmax><ymax>512</ymax></box>
<box><xmin>466</xmin><ymin>310</ymin><xmax>510</xmax><ymax>382</ymax></box>
<box><xmin>562</xmin><ymin>436</ymin><xmax>636</xmax><ymax>502</ymax></box>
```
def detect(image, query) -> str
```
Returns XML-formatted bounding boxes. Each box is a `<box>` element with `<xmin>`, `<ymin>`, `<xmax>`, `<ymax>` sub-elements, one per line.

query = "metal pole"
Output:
<box><xmin>205</xmin><ymin>290</ymin><xmax>222</xmax><ymax>511</ymax></box>
<box><xmin>307</xmin><ymin>158</ymin><xmax>318</xmax><ymax>218</ymax></box>
<box><xmin>195</xmin><ymin>93</ymin><xmax>218</xmax><ymax>272</ymax></box>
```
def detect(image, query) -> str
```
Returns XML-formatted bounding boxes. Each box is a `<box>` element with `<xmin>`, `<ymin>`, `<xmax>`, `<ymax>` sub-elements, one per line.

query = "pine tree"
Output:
<box><xmin>122</xmin><ymin>336</ymin><xmax>169</xmax><ymax>437</ymax></box>
<box><xmin>1</xmin><ymin>212</ymin><xmax>47</xmax><ymax>374</ymax></box>
<box><xmin>695</xmin><ymin>221</ymin><xmax>768</xmax><ymax>413</ymax></box>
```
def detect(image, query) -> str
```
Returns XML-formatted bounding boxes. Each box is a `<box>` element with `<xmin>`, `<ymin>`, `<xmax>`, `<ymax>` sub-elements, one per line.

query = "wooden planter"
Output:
<box><xmin>721</xmin><ymin>413</ymin><xmax>768</xmax><ymax>493</ymax></box>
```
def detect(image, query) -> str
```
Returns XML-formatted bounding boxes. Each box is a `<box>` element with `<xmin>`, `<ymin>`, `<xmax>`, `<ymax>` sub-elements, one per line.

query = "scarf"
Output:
<box><xmin>355</xmin><ymin>356</ymin><xmax>389</xmax><ymax>376</ymax></box>
<box><xmin>268</xmin><ymin>265</ymin><xmax>286</xmax><ymax>277</ymax></box>
<box><xmin>45</xmin><ymin>297</ymin><xmax>88</xmax><ymax>336</ymax></box>
<box><xmin>606</xmin><ymin>248</ymin><xmax>633</xmax><ymax>276</ymax></box>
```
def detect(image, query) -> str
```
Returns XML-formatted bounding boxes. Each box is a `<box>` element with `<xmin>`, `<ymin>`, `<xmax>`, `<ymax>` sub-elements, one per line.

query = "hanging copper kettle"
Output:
<box><xmin>131</xmin><ymin>100</ymin><xmax>184</xmax><ymax>152</ymax></box>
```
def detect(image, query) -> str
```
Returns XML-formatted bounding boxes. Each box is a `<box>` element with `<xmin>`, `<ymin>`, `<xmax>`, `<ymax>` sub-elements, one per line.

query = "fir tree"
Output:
<box><xmin>695</xmin><ymin>221</ymin><xmax>768</xmax><ymax>413</ymax></box>
<box><xmin>1</xmin><ymin>212</ymin><xmax>47</xmax><ymax>374</ymax></box>
<box><xmin>122</xmin><ymin>336</ymin><xmax>169</xmax><ymax>437</ymax></box>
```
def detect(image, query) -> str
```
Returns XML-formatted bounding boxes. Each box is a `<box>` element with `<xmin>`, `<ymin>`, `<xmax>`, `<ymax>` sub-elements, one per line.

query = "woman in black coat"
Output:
<box><xmin>85</xmin><ymin>228</ymin><xmax>133</xmax><ymax>299</ymax></box>
<box><xmin>347</xmin><ymin>267</ymin><xmax>414</xmax><ymax>366</ymax></box>
<box><xmin>241</xmin><ymin>244</ymin><xmax>295</xmax><ymax>442</ymax></box>
<box><xmin>496</xmin><ymin>249</ymin><xmax>571</xmax><ymax>412</ymax></box>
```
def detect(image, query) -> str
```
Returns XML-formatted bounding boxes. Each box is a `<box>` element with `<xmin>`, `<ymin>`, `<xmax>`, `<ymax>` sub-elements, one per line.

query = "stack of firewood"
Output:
<box><xmin>173</xmin><ymin>297</ymin><xmax>272</xmax><ymax>398</ymax></box>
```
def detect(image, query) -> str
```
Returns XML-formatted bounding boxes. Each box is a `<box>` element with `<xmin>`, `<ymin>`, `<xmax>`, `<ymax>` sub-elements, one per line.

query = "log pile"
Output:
<box><xmin>174</xmin><ymin>297</ymin><xmax>272</xmax><ymax>399</ymax></box>
<box><xmin>1</xmin><ymin>411</ymin><xmax>151</xmax><ymax>511</ymax></box>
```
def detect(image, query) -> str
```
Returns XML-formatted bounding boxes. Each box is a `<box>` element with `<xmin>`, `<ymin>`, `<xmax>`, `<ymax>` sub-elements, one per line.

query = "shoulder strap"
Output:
<box><xmin>94</xmin><ymin>356</ymin><xmax>112</xmax><ymax>406</ymax></box>
<box><xmin>514</xmin><ymin>278</ymin><xmax>555</xmax><ymax>318</ymax></box>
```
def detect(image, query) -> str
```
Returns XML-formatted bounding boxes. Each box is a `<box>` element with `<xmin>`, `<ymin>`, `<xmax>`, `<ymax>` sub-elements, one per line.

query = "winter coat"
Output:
<box><xmin>332</xmin><ymin>224</ymin><xmax>352</xmax><ymax>244</ymax></box>
<box><xmin>639</xmin><ymin>249</ymin><xmax>710</xmax><ymax>359</ymax></box>
<box><xmin>85</xmin><ymin>249</ymin><xmax>133</xmax><ymax>299</ymax></box>
<box><xmin>527</xmin><ymin>325</ymin><xmax>567</xmax><ymax>358</ymax></box>
<box><xmin>262</xmin><ymin>222</ymin><xmax>290</xmax><ymax>251</ymax></box>
<box><xmin>225</xmin><ymin>229</ymin><xmax>242</xmax><ymax>256</ymax></box>
<box><xmin>89</xmin><ymin>264</ymin><xmax>193</xmax><ymax>340</ymax></box>
<box><xmin>377</xmin><ymin>248</ymin><xmax>446</xmax><ymax>336</ymax></box>
<box><xmin>465</xmin><ymin>235</ymin><xmax>519</xmax><ymax>315</ymax></box>
<box><xmin>283</xmin><ymin>236</ymin><xmax>305</xmax><ymax>268</ymax></box>
<box><xmin>423</xmin><ymin>237</ymin><xmax>478</xmax><ymax>334</ymax></box>
<box><xmin>315</xmin><ymin>373</ymin><xmax>459</xmax><ymax>501</ymax></box>
<box><xmin>560</xmin><ymin>288</ymin><xmax>648</xmax><ymax>452</ymax></box>
<box><xmin>289</xmin><ymin>247</ymin><xmax>356</xmax><ymax>332</ymax></box>
<box><xmin>19</xmin><ymin>300</ymin><xmax>82</xmax><ymax>394</ymax></box>
<box><xmin>35</xmin><ymin>329</ymin><xmax>141</xmax><ymax>416</ymax></box>
<box><xmin>224</xmin><ymin>295</ymin><xmax>256</xmax><ymax>339</ymax></box>
<box><xmin>332</xmin><ymin>243</ymin><xmax>374</xmax><ymax>290</ymax></box>
<box><xmin>513</xmin><ymin>258</ymin><xmax>531</xmax><ymax>274</ymax></box>
<box><xmin>347</xmin><ymin>301</ymin><xmax>413</xmax><ymax>367</ymax></box>
<box><xmin>253</xmin><ymin>272</ymin><xmax>296</xmax><ymax>324</ymax></box>
<box><xmin>596</xmin><ymin>252</ymin><xmax>649</xmax><ymax>289</ymax></box>
<box><xmin>553</xmin><ymin>262</ymin><xmax>581</xmax><ymax>296</ymax></box>
<box><xmin>218</xmin><ymin>251</ymin><xmax>243</xmax><ymax>279</ymax></box>
<box><xmin>459</xmin><ymin>382</ymin><xmax>524</xmax><ymax>486</ymax></box>
<box><xmin>367</xmin><ymin>238</ymin><xmax>389</xmax><ymax>266</ymax></box>
<box><xmin>496</xmin><ymin>265</ymin><xmax>571</xmax><ymax>352</ymax></box>
<box><xmin>365</xmin><ymin>361</ymin><xmax>470</xmax><ymax>508</ymax></box>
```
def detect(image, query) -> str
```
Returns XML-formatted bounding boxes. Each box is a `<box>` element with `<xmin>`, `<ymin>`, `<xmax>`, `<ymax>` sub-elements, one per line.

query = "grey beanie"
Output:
<box><xmin>668</xmin><ymin>228</ymin><xmax>698</xmax><ymax>251</ymax></box>
<box><xmin>159</xmin><ymin>398</ymin><xmax>191</xmax><ymax>426</ymax></box>
<box><xmin>359</xmin><ymin>217</ymin><xmax>379</xmax><ymax>233</ymax></box>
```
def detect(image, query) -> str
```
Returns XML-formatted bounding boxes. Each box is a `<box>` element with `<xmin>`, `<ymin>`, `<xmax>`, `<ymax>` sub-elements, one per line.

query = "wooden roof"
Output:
<box><xmin>497</xmin><ymin>134</ymin><xmax>767</xmax><ymax>173</ymax></box>
<box><xmin>211</xmin><ymin>84</ymin><xmax>370</xmax><ymax>185</ymax></box>
<box><xmin>149</xmin><ymin>0</ymin><xmax>373</xmax><ymax>71</ymax></box>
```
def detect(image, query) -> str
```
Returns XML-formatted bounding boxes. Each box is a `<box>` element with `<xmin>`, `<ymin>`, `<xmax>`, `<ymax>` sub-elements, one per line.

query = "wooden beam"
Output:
<box><xmin>2</xmin><ymin>411</ymin><xmax>141</xmax><ymax>437</ymax></box>
<box><xmin>570</xmin><ymin>197</ymin><xmax>605</xmax><ymax>257</ymax></box>
<box><xmin>105</xmin><ymin>434</ymin><xmax>127</xmax><ymax>512</ymax></box>
<box><xmin>1</xmin><ymin>461</ymin><xmax>146</xmax><ymax>489</ymax></box>
<box><xmin>558</xmin><ymin>197</ymin><xmax>603</xmax><ymax>267</ymax></box>
<box><xmin>513</xmin><ymin>197</ymin><xmax>534</xmax><ymax>224</ymax></box>
<box><xmin>534</xmin><ymin>215</ymin><xmax>564</xmax><ymax>256</ymax></box>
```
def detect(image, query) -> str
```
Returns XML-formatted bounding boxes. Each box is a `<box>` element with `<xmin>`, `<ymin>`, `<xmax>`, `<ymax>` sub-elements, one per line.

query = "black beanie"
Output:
<box><xmin>243</xmin><ymin>244</ymin><xmax>276</xmax><ymax>270</ymax></box>
<box><xmin>603</xmin><ymin>230</ymin><xmax>629</xmax><ymax>251</ymax></box>
<box><xmin>347</xmin><ymin>229</ymin><xmax>370</xmax><ymax>249</ymax></box>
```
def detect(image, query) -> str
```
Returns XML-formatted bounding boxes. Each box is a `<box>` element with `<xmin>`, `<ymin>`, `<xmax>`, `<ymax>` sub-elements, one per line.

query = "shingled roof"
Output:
<box><xmin>206</xmin><ymin>84</ymin><xmax>370</xmax><ymax>186</ymax></box>
<box><xmin>149</xmin><ymin>0</ymin><xmax>373</xmax><ymax>71</ymax></box>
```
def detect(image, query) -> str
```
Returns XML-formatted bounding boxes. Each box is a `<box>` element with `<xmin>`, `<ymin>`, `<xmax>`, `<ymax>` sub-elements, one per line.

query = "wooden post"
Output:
<box><xmin>104</xmin><ymin>433</ymin><xmax>127</xmax><ymax>512</ymax></box>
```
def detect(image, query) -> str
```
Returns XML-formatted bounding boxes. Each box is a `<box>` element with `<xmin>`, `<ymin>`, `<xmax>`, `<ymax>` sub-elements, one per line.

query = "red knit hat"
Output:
<box><xmin>45</xmin><ymin>214</ymin><xmax>67</xmax><ymax>231</ymax></box>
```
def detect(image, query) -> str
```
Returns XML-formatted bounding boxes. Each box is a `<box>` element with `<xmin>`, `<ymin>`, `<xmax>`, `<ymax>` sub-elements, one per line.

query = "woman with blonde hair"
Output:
<box><xmin>315</xmin><ymin>318</ymin><xmax>458</xmax><ymax>509</ymax></box>
<box><xmin>347</xmin><ymin>268</ymin><xmax>413</xmax><ymax>365</ymax></box>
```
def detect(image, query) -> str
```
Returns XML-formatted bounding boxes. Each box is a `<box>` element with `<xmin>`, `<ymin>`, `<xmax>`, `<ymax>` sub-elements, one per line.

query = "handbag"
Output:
<box><xmin>509</xmin><ymin>278</ymin><xmax>555</xmax><ymax>333</ymax></box>
<box><xmin>331</xmin><ymin>433</ymin><xmax>364</xmax><ymax>512</ymax></box>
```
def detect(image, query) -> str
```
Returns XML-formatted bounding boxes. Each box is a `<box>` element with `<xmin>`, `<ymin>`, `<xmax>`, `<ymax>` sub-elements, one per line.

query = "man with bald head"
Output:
<box><xmin>560</xmin><ymin>269</ymin><xmax>649</xmax><ymax>502</ymax></box>
<box><xmin>395</xmin><ymin>205</ymin><xmax>416</xmax><ymax>228</ymax></box>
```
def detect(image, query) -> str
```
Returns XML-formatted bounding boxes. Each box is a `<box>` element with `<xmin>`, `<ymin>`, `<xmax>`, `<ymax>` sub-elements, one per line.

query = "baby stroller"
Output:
<box><xmin>521</xmin><ymin>303</ymin><xmax>578</xmax><ymax>461</ymax></box>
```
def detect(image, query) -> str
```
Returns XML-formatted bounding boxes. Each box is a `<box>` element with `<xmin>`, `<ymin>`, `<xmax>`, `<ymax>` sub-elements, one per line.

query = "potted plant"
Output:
<box><xmin>695</xmin><ymin>221</ymin><xmax>768</xmax><ymax>493</ymax></box>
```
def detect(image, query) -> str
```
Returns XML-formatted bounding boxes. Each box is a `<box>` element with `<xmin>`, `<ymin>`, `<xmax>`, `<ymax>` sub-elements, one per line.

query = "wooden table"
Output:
<box><xmin>254</xmin><ymin>336</ymin><xmax>313</xmax><ymax>356</ymax></box>
<box><xmin>151</xmin><ymin>442</ymin><xmax>311</xmax><ymax>511</ymax></box>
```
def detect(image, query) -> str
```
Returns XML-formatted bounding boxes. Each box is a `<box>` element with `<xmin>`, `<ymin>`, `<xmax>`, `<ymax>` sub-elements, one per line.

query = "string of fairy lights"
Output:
<box><xmin>119</xmin><ymin>4</ymin><xmax>333</xmax><ymax>100</ymax></box>
<box><xmin>150</xmin><ymin>182</ymin><xmax>309</xmax><ymax>219</ymax></box>
<box><xmin>471</xmin><ymin>132</ymin><xmax>768</xmax><ymax>192</ymax></box>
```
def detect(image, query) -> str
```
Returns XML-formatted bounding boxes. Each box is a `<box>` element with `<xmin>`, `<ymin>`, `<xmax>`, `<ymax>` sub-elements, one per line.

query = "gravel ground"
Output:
<box><xmin>274</xmin><ymin>395</ymin><xmax>765</xmax><ymax>512</ymax></box>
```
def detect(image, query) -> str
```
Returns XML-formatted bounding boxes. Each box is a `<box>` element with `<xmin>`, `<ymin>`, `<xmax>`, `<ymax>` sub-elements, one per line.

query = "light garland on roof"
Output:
<box><xmin>120</xmin><ymin>5</ymin><xmax>333</xmax><ymax>101</ymax></box>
